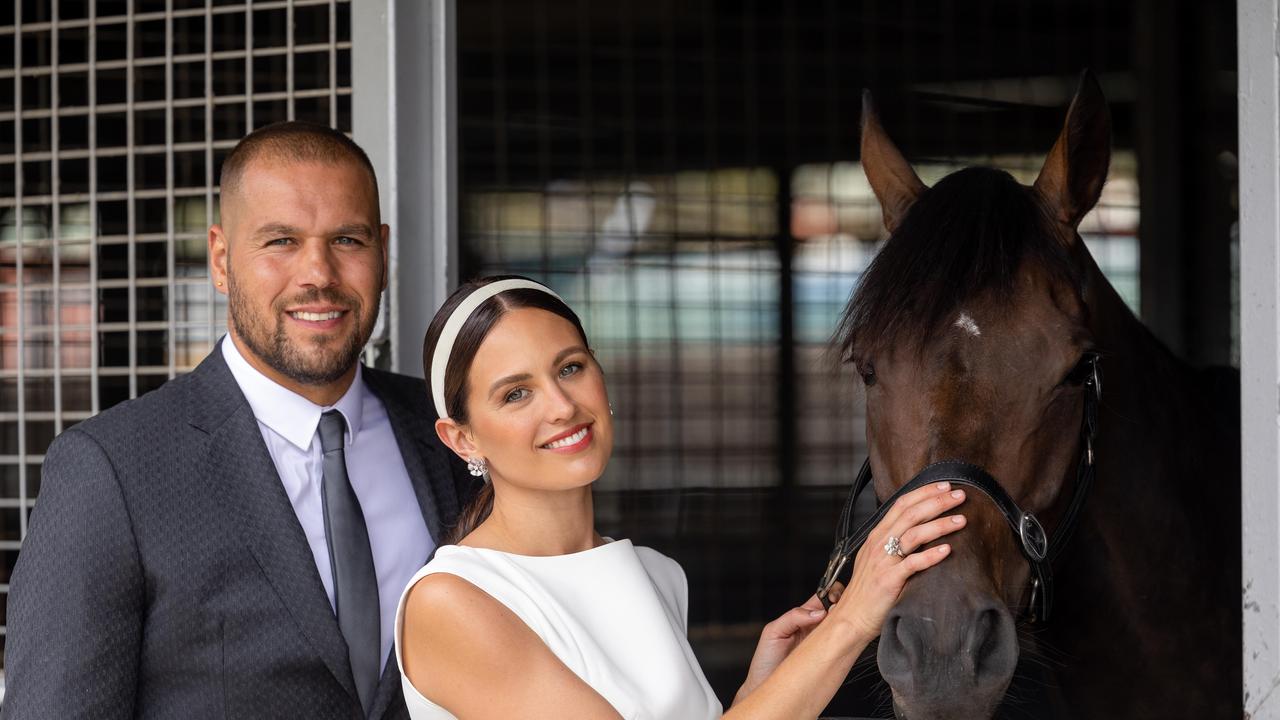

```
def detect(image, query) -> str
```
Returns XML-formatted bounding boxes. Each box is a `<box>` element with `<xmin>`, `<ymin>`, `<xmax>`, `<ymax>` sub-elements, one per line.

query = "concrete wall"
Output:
<box><xmin>1239</xmin><ymin>0</ymin><xmax>1280</xmax><ymax>715</ymax></box>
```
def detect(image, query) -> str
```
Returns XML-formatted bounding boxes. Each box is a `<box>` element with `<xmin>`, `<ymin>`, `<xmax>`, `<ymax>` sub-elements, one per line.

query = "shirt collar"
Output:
<box><xmin>221</xmin><ymin>335</ymin><xmax>366</xmax><ymax>451</ymax></box>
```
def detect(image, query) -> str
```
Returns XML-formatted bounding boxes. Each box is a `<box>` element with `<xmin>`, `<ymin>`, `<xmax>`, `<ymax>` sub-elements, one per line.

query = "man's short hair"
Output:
<box><xmin>219</xmin><ymin>121</ymin><xmax>380</xmax><ymax>214</ymax></box>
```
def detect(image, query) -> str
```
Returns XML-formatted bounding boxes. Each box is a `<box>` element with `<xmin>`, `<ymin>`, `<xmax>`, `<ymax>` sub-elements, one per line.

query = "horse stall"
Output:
<box><xmin>365</xmin><ymin>2</ymin><xmax>1240</xmax><ymax>717</ymax></box>
<box><xmin>349</xmin><ymin>0</ymin><xmax>1248</xmax><ymax>717</ymax></box>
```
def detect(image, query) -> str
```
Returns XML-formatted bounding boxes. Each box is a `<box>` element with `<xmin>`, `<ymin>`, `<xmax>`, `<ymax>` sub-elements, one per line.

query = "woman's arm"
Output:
<box><xmin>725</xmin><ymin>481</ymin><xmax>967</xmax><ymax>719</ymax></box>
<box><xmin>730</xmin><ymin>591</ymin><xmax>832</xmax><ymax>707</ymax></box>
<box><xmin>402</xmin><ymin>573</ymin><xmax>624</xmax><ymax>720</ymax></box>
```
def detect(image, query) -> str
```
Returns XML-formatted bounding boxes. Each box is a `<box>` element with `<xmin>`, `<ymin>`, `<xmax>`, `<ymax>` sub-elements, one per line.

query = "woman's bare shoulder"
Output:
<box><xmin>404</xmin><ymin>571</ymin><xmax>518</xmax><ymax>647</ymax></box>
<box><xmin>401</xmin><ymin>571</ymin><xmax>622</xmax><ymax>719</ymax></box>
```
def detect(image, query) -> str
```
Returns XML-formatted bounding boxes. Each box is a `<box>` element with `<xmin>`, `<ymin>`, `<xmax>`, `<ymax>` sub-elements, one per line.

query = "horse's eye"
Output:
<box><xmin>1062</xmin><ymin>352</ymin><xmax>1099</xmax><ymax>387</ymax></box>
<box><xmin>858</xmin><ymin>361</ymin><xmax>877</xmax><ymax>387</ymax></box>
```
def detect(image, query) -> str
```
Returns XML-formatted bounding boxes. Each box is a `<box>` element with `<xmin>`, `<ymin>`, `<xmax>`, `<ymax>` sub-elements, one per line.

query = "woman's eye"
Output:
<box><xmin>504</xmin><ymin>388</ymin><xmax>529</xmax><ymax>404</ymax></box>
<box><xmin>559</xmin><ymin>362</ymin><xmax>583</xmax><ymax>378</ymax></box>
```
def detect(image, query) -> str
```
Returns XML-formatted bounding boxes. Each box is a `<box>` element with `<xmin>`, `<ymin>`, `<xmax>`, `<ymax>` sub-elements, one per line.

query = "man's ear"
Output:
<box><xmin>209</xmin><ymin>224</ymin><xmax>230</xmax><ymax>295</ymax></box>
<box><xmin>435</xmin><ymin>417</ymin><xmax>480</xmax><ymax>461</ymax></box>
<box><xmin>379</xmin><ymin>223</ymin><xmax>390</xmax><ymax>291</ymax></box>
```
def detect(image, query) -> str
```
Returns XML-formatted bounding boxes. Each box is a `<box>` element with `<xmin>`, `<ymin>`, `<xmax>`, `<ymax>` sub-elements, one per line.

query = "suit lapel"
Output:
<box><xmin>368</xmin><ymin>647</ymin><xmax>407</xmax><ymax>720</ymax></box>
<box><xmin>187</xmin><ymin>346</ymin><xmax>359</xmax><ymax>706</ymax></box>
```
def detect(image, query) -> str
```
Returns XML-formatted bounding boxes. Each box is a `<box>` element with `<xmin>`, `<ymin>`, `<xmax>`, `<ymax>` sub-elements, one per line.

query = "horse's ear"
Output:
<box><xmin>861</xmin><ymin>90</ymin><xmax>926</xmax><ymax>233</ymax></box>
<box><xmin>1034</xmin><ymin>70</ymin><xmax>1111</xmax><ymax>229</ymax></box>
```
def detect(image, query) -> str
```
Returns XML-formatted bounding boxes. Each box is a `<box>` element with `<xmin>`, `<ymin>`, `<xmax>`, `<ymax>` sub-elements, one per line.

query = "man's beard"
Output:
<box><xmin>228</xmin><ymin>276</ymin><xmax>378</xmax><ymax>386</ymax></box>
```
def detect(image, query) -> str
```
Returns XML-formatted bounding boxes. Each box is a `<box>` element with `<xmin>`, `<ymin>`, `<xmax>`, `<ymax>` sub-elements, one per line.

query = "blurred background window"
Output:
<box><xmin>0</xmin><ymin>0</ymin><xmax>353</xmax><ymax>662</ymax></box>
<box><xmin>452</xmin><ymin>1</ymin><xmax>1235</xmax><ymax>713</ymax></box>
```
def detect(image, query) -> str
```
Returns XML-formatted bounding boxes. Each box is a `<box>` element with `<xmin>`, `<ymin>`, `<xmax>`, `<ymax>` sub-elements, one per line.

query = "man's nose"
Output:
<box><xmin>296</xmin><ymin>239</ymin><xmax>340</xmax><ymax>287</ymax></box>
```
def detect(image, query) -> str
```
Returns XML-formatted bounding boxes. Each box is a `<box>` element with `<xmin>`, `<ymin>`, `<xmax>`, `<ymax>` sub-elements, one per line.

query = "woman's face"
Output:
<box><xmin>459</xmin><ymin>307</ymin><xmax>613</xmax><ymax>492</ymax></box>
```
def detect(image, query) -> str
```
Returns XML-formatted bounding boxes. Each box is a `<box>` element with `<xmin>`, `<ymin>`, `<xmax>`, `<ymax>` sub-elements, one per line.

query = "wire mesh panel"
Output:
<box><xmin>0</xmin><ymin>0</ymin><xmax>353</xmax><ymax>650</ymax></box>
<box><xmin>456</xmin><ymin>0</ymin><xmax>1234</xmax><ymax>713</ymax></box>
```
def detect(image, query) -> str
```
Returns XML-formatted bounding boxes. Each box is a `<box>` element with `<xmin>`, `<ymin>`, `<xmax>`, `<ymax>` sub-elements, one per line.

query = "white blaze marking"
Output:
<box><xmin>955</xmin><ymin>312</ymin><xmax>982</xmax><ymax>337</ymax></box>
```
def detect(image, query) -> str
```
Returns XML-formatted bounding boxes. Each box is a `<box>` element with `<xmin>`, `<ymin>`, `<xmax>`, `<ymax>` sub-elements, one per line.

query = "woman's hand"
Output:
<box><xmin>731</xmin><ymin>482</ymin><xmax>966</xmax><ymax>707</ymax></box>
<box><xmin>733</xmin><ymin>590</ymin><xmax>838</xmax><ymax>705</ymax></box>
<box><xmin>828</xmin><ymin>481</ymin><xmax>968</xmax><ymax>644</ymax></box>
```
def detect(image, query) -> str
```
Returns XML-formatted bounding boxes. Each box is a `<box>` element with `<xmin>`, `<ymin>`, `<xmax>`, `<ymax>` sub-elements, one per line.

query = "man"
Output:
<box><xmin>4</xmin><ymin>122</ymin><xmax>475</xmax><ymax>719</ymax></box>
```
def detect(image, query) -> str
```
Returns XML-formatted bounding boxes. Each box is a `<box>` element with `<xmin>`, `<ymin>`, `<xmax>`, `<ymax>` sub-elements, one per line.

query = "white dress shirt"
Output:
<box><xmin>222</xmin><ymin>336</ymin><xmax>435</xmax><ymax>670</ymax></box>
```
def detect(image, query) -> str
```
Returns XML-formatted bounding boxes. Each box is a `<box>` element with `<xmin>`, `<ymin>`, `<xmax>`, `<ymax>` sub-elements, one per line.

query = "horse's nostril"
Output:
<box><xmin>967</xmin><ymin>605</ymin><xmax>1018</xmax><ymax>689</ymax></box>
<box><xmin>888</xmin><ymin>612</ymin><xmax>924</xmax><ymax>664</ymax></box>
<box><xmin>965</xmin><ymin>608</ymin><xmax>995</xmax><ymax>671</ymax></box>
<box><xmin>877</xmin><ymin>611</ymin><xmax>918</xmax><ymax>691</ymax></box>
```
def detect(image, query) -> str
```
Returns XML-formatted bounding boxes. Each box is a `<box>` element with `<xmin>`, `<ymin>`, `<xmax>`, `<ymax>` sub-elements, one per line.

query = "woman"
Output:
<box><xmin>394</xmin><ymin>276</ymin><xmax>967</xmax><ymax>719</ymax></box>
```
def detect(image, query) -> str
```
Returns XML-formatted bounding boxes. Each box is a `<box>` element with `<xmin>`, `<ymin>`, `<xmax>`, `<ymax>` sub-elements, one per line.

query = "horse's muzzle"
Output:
<box><xmin>878</xmin><ymin>589</ymin><xmax>1018</xmax><ymax>720</ymax></box>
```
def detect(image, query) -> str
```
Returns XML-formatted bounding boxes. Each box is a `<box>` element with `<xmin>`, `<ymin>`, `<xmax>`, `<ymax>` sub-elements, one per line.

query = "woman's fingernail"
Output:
<box><xmin>951</xmin><ymin>490</ymin><xmax>964</xmax><ymax>499</ymax></box>
<box><xmin>936</xmin><ymin>482</ymin><xmax>950</xmax><ymax>490</ymax></box>
<box><xmin>938</xmin><ymin>544</ymin><xmax>950</xmax><ymax>554</ymax></box>
<box><xmin>810</xmin><ymin>609</ymin><xmax>826</xmax><ymax>618</ymax></box>
<box><xmin>951</xmin><ymin>515</ymin><xmax>965</xmax><ymax>524</ymax></box>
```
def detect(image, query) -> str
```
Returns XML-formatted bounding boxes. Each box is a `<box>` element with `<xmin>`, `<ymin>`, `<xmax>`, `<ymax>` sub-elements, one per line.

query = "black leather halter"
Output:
<box><xmin>816</xmin><ymin>354</ymin><xmax>1102</xmax><ymax>623</ymax></box>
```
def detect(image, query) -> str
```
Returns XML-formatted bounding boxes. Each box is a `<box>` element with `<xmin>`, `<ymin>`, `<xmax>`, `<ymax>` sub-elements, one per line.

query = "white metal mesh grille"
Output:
<box><xmin>0</xmin><ymin>0</ymin><xmax>353</xmax><ymax>644</ymax></box>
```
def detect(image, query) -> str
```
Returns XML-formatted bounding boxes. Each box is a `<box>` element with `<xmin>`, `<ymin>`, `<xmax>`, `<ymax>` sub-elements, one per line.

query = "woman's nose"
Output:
<box><xmin>543</xmin><ymin>382</ymin><xmax>577</xmax><ymax>421</ymax></box>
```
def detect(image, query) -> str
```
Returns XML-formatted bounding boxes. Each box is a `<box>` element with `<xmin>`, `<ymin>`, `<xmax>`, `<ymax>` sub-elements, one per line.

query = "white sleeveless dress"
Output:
<box><xmin>393</xmin><ymin>539</ymin><xmax>722</xmax><ymax>719</ymax></box>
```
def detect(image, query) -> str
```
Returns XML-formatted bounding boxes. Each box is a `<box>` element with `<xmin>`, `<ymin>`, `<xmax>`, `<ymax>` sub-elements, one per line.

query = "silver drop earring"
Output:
<box><xmin>466</xmin><ymin>456</ymin><xmax>488</xmax><ymax>477</ymax></box>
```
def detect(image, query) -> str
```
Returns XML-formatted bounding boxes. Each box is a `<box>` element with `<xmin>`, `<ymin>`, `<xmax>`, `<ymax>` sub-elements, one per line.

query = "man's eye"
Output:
<box><xmin>335</xmin><ymin>236</ymin><xmax>358</xmax><ymax>245</ymax></box>
<box><xmin>559</xmin><ymin>362</ymin><xmax>583</xmax><ymax>378</ymax></box>
<box><xmin>267</xmin><ymin>237</ymin><xmax>292</xmax><ymax>246</ymax></box>
<box><xmin>504</xmin><ymin>388</ymin><xmax>529</xmax><ymax>404</ymax></box>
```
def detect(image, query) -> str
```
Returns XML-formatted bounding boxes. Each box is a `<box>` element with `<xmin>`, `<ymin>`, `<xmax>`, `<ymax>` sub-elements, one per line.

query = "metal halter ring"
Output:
<box><xmin>884</xmin><ymin>536</ymin><xmax>906</xmax><ymax>558</ymax></box>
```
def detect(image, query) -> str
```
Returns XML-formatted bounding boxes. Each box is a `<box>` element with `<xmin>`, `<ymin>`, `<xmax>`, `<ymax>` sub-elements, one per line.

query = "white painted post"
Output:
<box><xmin>1239</xmin><ymin>0</ymin><xmax>1280</xmax><ymax>716</ymax></box>
<box><xmin>352</xmin><ymin>0</ymin><xmax>458</xmax><ymax>377</ymax></box>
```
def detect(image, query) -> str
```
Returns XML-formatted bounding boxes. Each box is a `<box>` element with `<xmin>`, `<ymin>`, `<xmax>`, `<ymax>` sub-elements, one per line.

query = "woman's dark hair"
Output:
<box><xmin>423</xmin><ymin>275</ymin><xmax>591</xmax><ymax>544</ymax></box>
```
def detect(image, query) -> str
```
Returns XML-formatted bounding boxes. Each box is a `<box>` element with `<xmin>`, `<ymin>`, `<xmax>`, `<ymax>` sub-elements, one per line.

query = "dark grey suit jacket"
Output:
<box><xmin>4</xmin><ymin>344</ymin><xmax>477</xmax><ymax>719</ymax></box>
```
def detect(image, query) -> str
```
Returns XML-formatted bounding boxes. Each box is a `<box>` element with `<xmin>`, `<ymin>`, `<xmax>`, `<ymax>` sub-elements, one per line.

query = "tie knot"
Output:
<box><xmin>318</xmin><ymin>410</ymin><xmax>347</xmax><ymax>453</ymax></box>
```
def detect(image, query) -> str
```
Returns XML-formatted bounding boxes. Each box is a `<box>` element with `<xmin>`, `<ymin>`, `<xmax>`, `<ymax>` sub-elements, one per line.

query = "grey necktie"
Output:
<box><xmin>318</xmin><ymin>410</ymin><xmax>380</xmax><ymax>716</ymax></box>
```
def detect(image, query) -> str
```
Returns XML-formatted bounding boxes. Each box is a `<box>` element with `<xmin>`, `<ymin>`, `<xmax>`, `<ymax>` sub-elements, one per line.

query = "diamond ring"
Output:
<box><xmin>884</xmin><ymin>536</ymin><xmax>906</xmax><ymax>558</ymax></box>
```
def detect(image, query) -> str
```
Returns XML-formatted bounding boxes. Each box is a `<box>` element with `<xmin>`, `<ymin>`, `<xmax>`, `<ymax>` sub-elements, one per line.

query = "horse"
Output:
<box><xmin>831</xmin><ymin>72</ymin><xmax>1241</xmax><ymax>719</ymax></box>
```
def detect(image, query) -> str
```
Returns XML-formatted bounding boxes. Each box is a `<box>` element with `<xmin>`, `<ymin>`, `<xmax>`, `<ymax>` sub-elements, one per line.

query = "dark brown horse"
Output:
<box><xmin>835</xmin><ymin>72</ymin><xmax>1240</xmax><ymax>719</ymax></box>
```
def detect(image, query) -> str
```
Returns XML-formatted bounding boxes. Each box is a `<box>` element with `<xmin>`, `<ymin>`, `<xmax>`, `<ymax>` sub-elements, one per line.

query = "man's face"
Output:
<box><xmin>209</xmin><ymin>158</ymin><xmax>388</xmax><ymax>390</ymax></box>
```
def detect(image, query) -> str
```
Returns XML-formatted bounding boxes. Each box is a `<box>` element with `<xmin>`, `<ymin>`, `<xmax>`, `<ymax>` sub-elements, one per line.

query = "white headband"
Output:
<box><xmin>430</xmin><ymin>279</ymin><xmax>564</xmax><ymax>420</ymax></box>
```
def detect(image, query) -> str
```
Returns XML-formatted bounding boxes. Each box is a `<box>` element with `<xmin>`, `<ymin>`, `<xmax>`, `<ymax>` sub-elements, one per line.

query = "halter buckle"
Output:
<box><xmin>816</xmin><ymin>549</ymin><xmax>850</xmax><ymax>610</ymax></box>
<box><xmin>1019</xmin><ymin>512</ymin><xmax>1049</xmax><ymax>562</ymax></box>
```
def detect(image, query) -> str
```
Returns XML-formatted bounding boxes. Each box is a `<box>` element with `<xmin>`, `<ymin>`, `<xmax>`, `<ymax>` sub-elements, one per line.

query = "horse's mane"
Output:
<box><xmin>834</xmin><ymin>166</ymin><xmax>1083</xmax><ymax>362</ymax></box>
